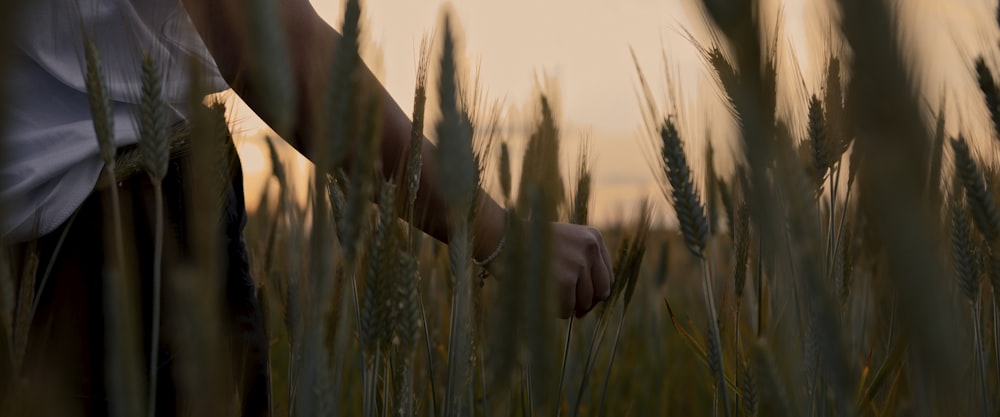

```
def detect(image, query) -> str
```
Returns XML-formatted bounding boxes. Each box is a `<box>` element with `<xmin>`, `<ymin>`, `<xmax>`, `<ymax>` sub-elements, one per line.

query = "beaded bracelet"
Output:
<box><xmin>473</xmin><ymin>208</ymin><xmax>509</xmax><ymax>279</ymax></box>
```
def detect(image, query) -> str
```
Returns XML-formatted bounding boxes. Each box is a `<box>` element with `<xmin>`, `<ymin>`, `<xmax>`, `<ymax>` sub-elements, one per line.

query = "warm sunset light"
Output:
<box><xmin>8</xmin><ymin>0</ymin><xmax>1000</xmax><ymax>415</ymax></box>
<box><xmin>234</xmin><ymin>0</ymin><xmax>1000</xmax><ymax>227</ymax></box>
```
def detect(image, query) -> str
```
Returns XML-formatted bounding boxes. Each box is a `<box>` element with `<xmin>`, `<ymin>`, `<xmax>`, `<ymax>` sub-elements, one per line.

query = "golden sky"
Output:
<box><xmin>232</xmin><ymin>0</ymin><xmax>1000</xmax><ymax>228</ymax></box>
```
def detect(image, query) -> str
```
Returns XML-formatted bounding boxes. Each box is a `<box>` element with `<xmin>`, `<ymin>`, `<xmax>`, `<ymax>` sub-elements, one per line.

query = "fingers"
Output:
<box><xmin>549</xmin><ymin>223</ymin><xmax>615</xmax><ymax>319</ymax></box>
<box><xmin>575</xmin><ymin>262</ymin><xmax>594</xmax><ymax>318</ymax></box>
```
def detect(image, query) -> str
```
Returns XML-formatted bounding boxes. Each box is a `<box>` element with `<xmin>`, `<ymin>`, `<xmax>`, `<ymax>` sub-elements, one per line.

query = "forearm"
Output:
<box><xmin>334</xmin><ymin>74</ymin><xmax>507</xmax><ymax>259</ymax></box>
<box><xmin>183</xmin><ymin>0</ymin><xmax>505</xmax><ymax>258</ymax></box>
<box><xmin>401</xmin><ymin>135</ymin><xmax>507</xmax><ymax>260</ymax></box>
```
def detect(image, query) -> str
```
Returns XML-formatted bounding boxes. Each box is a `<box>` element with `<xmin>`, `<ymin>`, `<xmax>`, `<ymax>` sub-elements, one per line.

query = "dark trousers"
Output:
<box><xmin>16</xmin><ymin>150</ymin><xmax>270</xmax><ymax>417</ymax></box>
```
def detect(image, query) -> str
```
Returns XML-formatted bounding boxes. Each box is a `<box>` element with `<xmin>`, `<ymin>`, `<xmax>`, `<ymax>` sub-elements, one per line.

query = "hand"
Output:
<box><xmin>550</xmin><ymin>223</ymin><xmax>614</xmax><ymax>319</ymax></box>
<box><xmin>473</xmin><ymin>202</ymin><xmax>614</xmax><ymax>319</ymax></box>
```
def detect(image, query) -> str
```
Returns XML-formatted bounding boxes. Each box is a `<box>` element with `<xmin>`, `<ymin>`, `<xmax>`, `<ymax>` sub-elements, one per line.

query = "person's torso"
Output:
<box><xmin>1</xmin><ymin>0</ymin><xmax>229</xmax><ymax>242</ymax></box>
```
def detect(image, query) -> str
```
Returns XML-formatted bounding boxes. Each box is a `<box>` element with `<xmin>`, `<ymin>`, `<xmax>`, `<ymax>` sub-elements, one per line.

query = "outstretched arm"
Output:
<box><xmin>181</xmin><ymin>0</ymin><xmax>613</xmax><ymax>318</ymax></box>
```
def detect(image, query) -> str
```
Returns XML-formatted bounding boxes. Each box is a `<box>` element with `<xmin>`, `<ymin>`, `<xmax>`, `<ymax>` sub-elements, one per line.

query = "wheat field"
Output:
<box><xmin>4</xmin><ymin>0</ymin><xmax>1000</xmax><ymax>416</ymax></box>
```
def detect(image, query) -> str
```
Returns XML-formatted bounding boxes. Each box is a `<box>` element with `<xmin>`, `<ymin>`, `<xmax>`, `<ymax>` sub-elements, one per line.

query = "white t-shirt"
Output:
<box><xmin>1</xmin><ymin>0</ymin><xmax>229</xmax><ymax>242</ymax></box>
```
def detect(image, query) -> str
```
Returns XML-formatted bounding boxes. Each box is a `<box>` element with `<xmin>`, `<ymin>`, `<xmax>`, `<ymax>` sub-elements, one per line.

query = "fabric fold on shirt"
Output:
<box><xmin>2</xmin><ymin>0</ymin><xmax>229</xmax><ymax>242</ymax></box>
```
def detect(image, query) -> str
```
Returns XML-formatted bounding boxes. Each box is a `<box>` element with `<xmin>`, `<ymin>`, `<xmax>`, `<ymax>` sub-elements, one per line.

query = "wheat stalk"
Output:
<box><xmin>520</xmin><ymin>102</ymin><xmax>563</xmax><ymax>414</ymax></box>
<box><xmin>137</xmin><ymin>52</ymin><xmax>168</xmax><ymax>417</ymax></box>
<box><xmin>705</xmin><ymin>142</ymin><xmax>720</xmax><ymax>234</ymax></box>
<box><xmin>838</xmin><ymin>0</ymin><xmax>962</xmax><ymax>408</ymax></box>
<box><xmin>822</xmin><ymin>57</ymin><xmax>852</xmax><ymax>277</ymax></box>
<box><xmin>718</xmin><ymin>178</ymin><xmax>735</xmax><ymax>235</ymax></box>
<box><xmin>658</xmin><ymin>116</ymin><xmax>728</xmax><ymax>414</ymax></box>
<box><xmin>732</xmin><ymin>200</ymin><xmax>750</xmax><ymax>407</ymax></box>
<box><xmin>306</xmin><ymin>2</ymin><xmax>366</xmax><ymax>414</ymax></box>
<box><xmin>436</xmin><ymin>14</ymin><xmax>478</xmax><ymax>417</ymax></box>
<box><xmin>85</xmin><ymin>37</ymin><xmax>145</xmax><ymax>417</ymax></box>
<box><xmin>734</xmin><ymin>203</ymin><xmax>751</xmax><ymax>300</ymax></box>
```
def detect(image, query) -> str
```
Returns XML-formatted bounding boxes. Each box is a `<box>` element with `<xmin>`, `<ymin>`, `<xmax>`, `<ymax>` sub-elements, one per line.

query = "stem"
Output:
<box><xmin>521</xmin><ymin>367</ymin><xmax>531</xmax><ymax>417</ymax></box>
<box><xmin>443</xmin><ymin>220</ymin><xmax>472</xmax><ymax>417</ymax></box>
<box><xmin>102</xmin><ymin>162</ymin><xmax>142</xmax><ymax>417</ymax></box>
<box><xmin>330</xmin><ymin>263</ymin><xmax>359</xmax><ymax>417</ymax></box>
<box><xmin>829</xmin><ymin>179</ymin><xmax>855</xmax><ymax>283</ymax></box>
<box><xmin>756</xmin><ymin>237</ymin><xmax>764</xmax><ymax>339</ymax></box>
<box><xmin>596</xmin><ymin>309</ymin><xmax>627</xmax><ymax>416</ymax></box>
<box><xmin>418</xmin><ymin>293</ymin><xmax>439</xmax><ymax>416</ymax></box>
<box><xmin>346</xmin><ymin>257</ymin><xmax>369</xmax><ymax>403</ymax></box>
<box><xmin>288</xmin><ymin>339</ymin><xmax>295</xmax><ymax>416</ymax></box>
<box><xmin>734</xmin><ymin>302</ymin><xmax>741</xmax><ymax>417</ymax></box>
<box><xmin>105</xmin><ymin>164</ymin><xmax>127</xmax><ymax>279</ymax></box>
<box><xmin>350</xmin><ymin>259</ymin><xmax>363</xmax><ymax>338</ymax></box>
<box><xmin>407</xmin><ymin>195</ymin><xmax>418</xmax><ymax>252</ymax></box>
<box><xmin>973</xmin><ymin>299</ymin><xmax>990</xmax><ymax>417</ymax></box>
<box><xmin>825</xmin><ymin>163</ymin><xmax>841</xmax><ymax>277</ymax></box>
<box><xmin>384</xmin><ymin>356</ymin><xmax>391</xmax><ymax>417</ymax></box>
<box><xmin>700</xmin><ymin>258</ymin><xmax>731</xmax><ymax>417</ymax></box>
<box><xmin>364</xmin><ymin>348</ymin><xmax>381</xmax><ymax>417</ymax></box>
<box><xmin>570</xmin><ymin>313</ymin><xmax>611</xmax><ymax>417</ymax></box>
<box><xmin>555</xmin><ymin>317</ymin><xmax>574</xmax><ymax>417</ymax></box>
<box><xmin>479</xmin><ymin>338</ymin><xmax>489</xmax><ymax>417</ymax></box>
<box><xmin>147</xmin><ymin>182</ymin><xmax>164</xmax><ymax>417</ymax></box>
<box><xmin>524</xmin><ymin>366</ymin><xmax>535</xmax><ymax>417</ymax></box>
<box><xmin>993</xmin><ymin>296</ymin><xmax>1000</xmax><ymax>397</ymax></box>
<box><xmin>782</xmin><ymin>228</ymin><xmax>808</xmax><ymax>339</ymax></box>
<box><xmin>402</xmin><ymin>355</ymin><xmax>415</xmax><ymax>417</ymax></box>
<box><xmin>28</xmin><ymin>210</ymin><xmax>79</xmax><ymax>328</ymax></box>
<box><xmin>468</xmin><ymin>377</ymin><xmax>475</xmax><ymax>417</ymax></box>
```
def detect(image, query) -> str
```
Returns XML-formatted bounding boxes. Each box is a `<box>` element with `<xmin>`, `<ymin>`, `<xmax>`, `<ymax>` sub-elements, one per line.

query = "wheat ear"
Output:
<box><xmin>952</xmin><ymin>135</ymin><xmax>1000</xmax><ymax>242</ymax></box>
<box><xmin>976</xmin><ymin>58</ymin><xmax>1000</xmax><ymax>142</ymax></box>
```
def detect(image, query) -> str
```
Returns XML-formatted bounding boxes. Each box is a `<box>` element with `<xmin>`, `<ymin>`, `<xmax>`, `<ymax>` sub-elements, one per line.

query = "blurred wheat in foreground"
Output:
<box><xmin>4</xmin><ymin>0</ymin><xmax>1000</xmax><ymax>416</ymax></box>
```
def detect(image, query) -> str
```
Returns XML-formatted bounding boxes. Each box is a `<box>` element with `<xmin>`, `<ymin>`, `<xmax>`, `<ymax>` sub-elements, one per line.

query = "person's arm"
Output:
<box><xmin>181</xmin><ymin>0</ymin><xmax>613</xmax><ymax>318</ymax></box>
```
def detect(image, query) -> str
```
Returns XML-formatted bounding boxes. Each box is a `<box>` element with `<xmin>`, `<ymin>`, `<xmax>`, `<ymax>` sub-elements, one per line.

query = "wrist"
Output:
<box><xmin>472</xmin><ymin>198</ymin><xmax>507</xmax><ymax>263</ymax></box>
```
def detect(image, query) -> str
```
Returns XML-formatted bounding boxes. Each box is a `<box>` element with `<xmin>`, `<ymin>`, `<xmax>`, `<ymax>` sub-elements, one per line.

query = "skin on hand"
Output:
<box><xmin>479</xmin><ymin>205</ymin><xmax>615</xmax><ymax>319</ymax></box>
<box><xmin>551</xmin><ymin>223</ymin><xmax>615</xmax><ymax>318</ymax></box>
<box><xmin>183</xmin><ymin>0</ymin><xmax>615</xmax><ymax>319</ymax></box>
